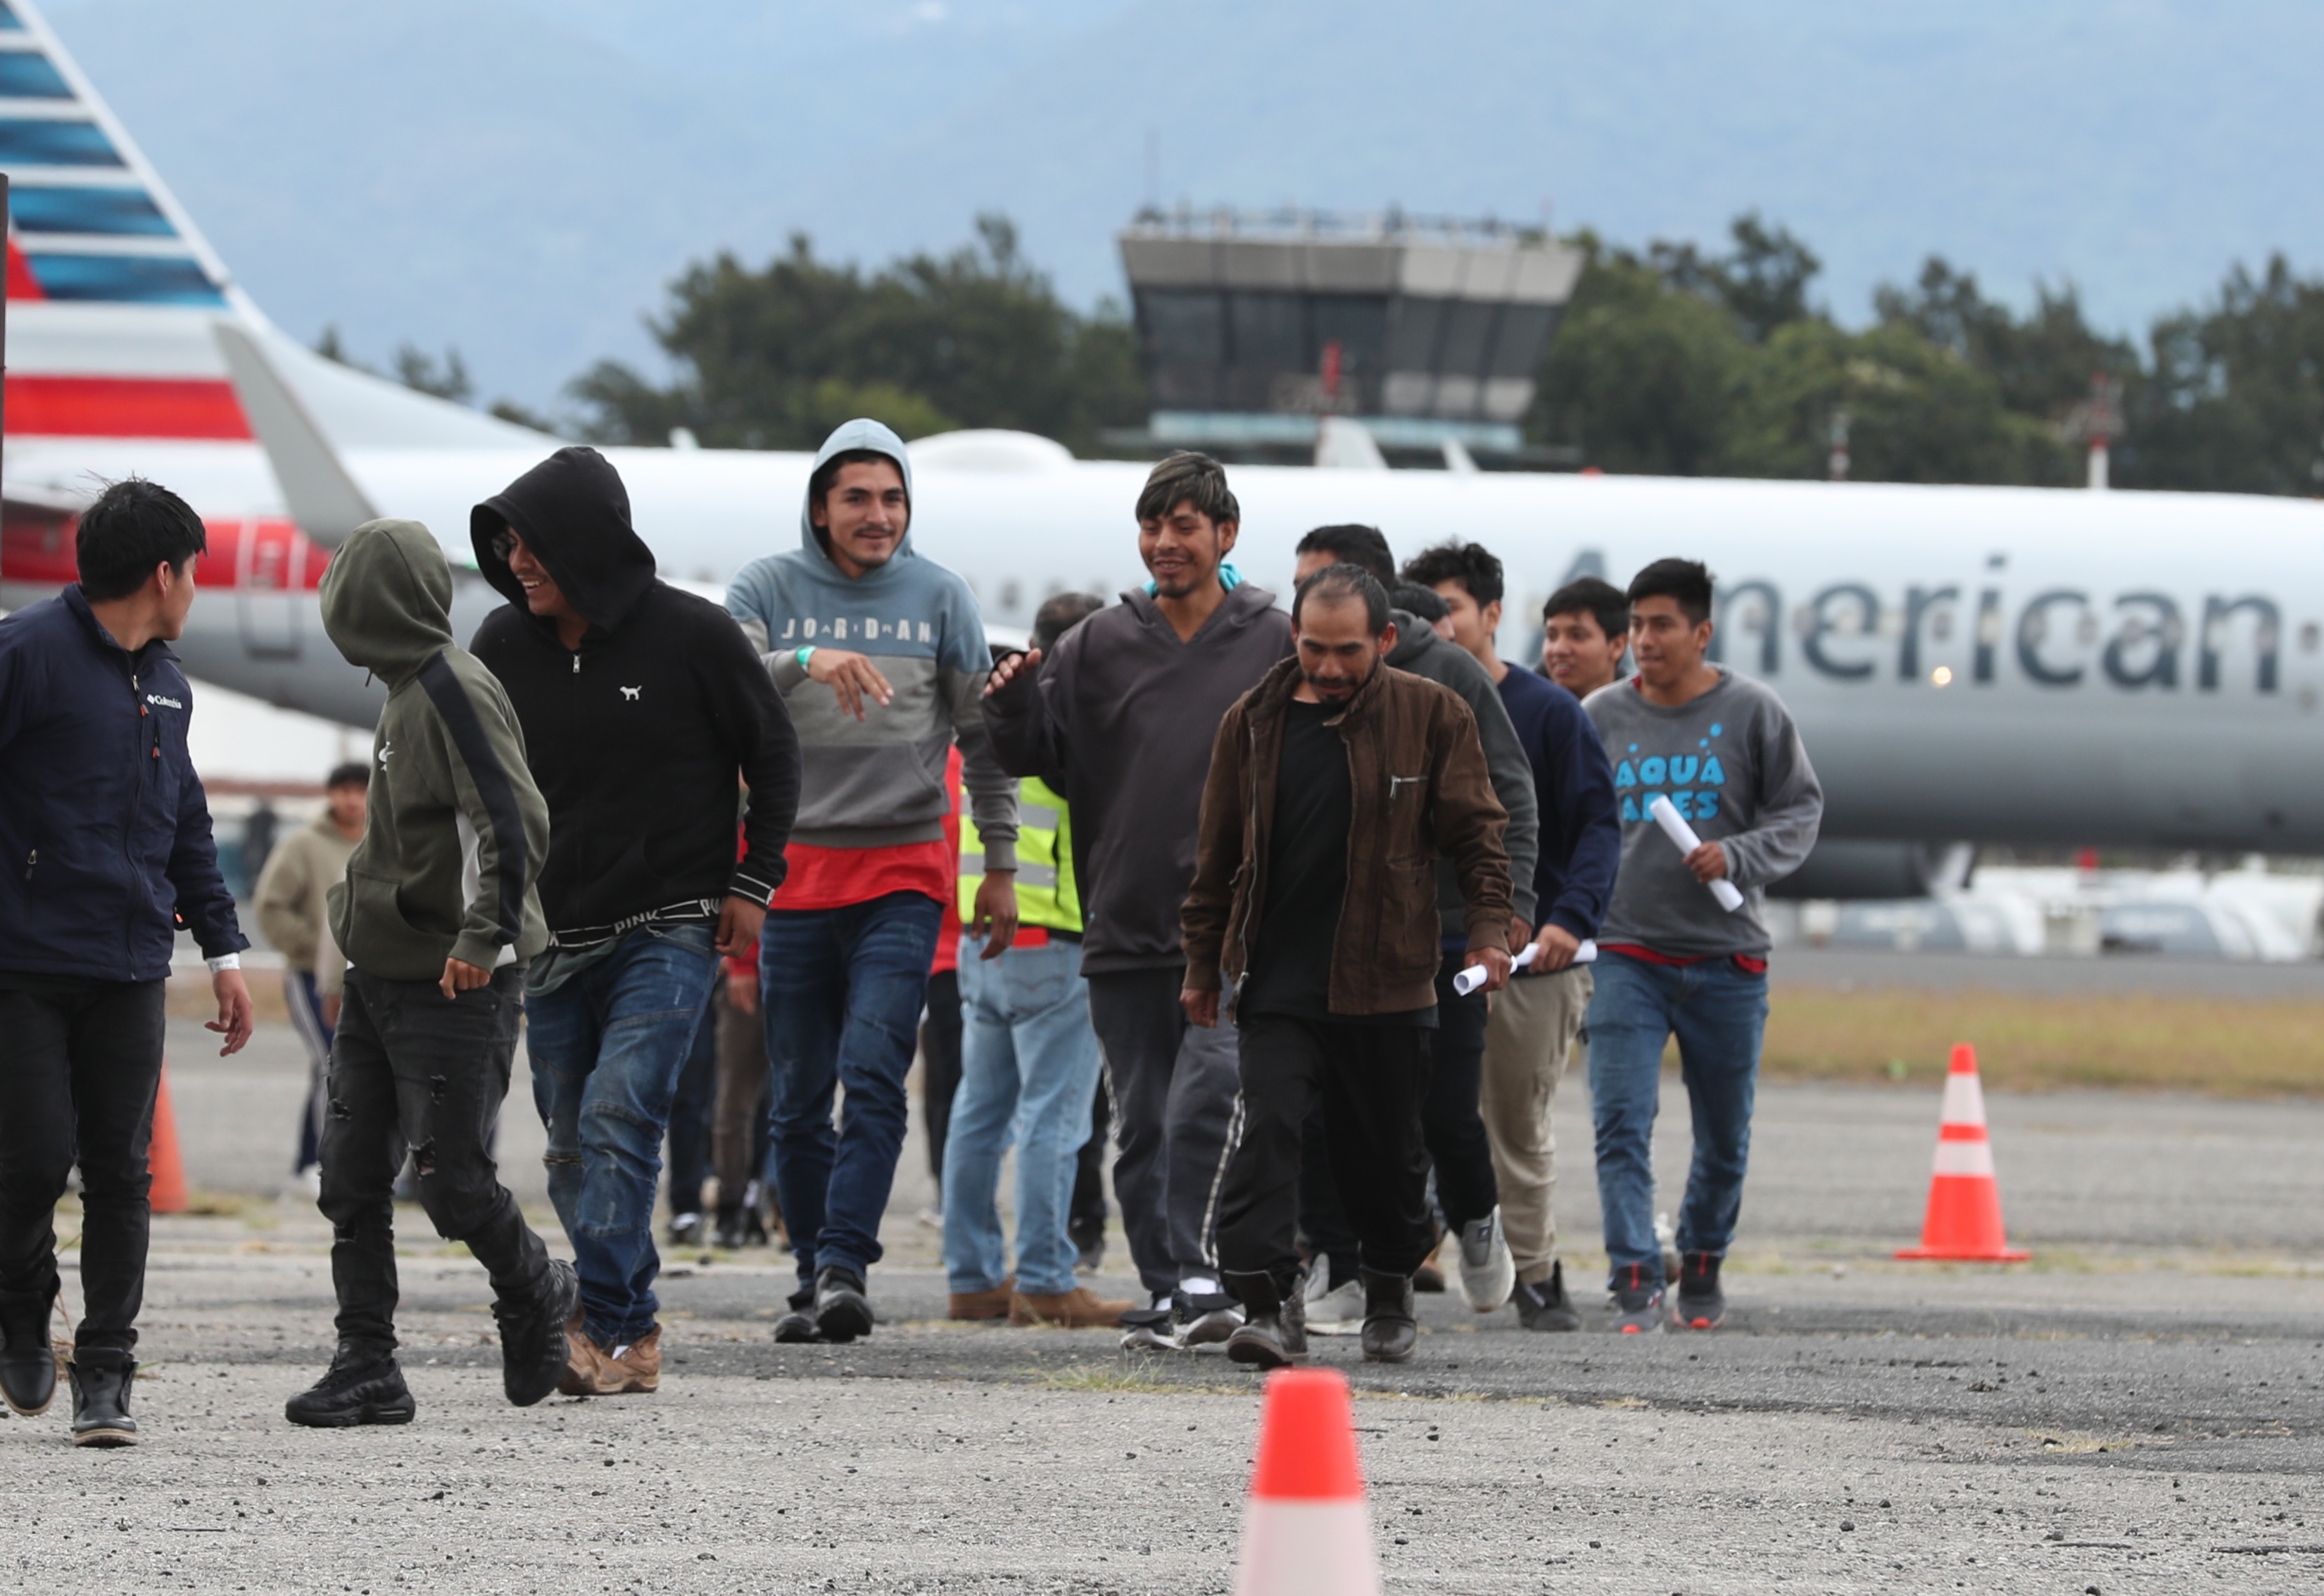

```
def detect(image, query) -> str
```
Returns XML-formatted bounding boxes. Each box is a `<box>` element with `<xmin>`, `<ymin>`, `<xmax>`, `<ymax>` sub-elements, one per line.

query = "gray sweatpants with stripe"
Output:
<box><xmin>1086</xmin><ymin>967</ymin><xmax>1241</xmax><ymax>1300</ymax></box>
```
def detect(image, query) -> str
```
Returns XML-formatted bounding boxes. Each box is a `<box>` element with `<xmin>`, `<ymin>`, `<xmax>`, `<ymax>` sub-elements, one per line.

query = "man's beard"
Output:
<box><xmin>1302</xmin><ymin>662</ymin><xmax>1370</xmax><ymax>698</ymax></box>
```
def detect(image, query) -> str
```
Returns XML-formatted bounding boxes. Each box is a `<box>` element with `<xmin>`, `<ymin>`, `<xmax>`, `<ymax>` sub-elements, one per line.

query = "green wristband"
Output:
<box><xmin>795</xmin><ymin>646</ymin><xmax>816</xmax><ymax>670</ymax></box>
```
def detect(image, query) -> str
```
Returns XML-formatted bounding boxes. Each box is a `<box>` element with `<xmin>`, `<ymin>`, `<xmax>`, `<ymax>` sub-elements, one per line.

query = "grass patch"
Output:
<box><xmin>1031</xmin><ymin>1361</ymin><xmax>1223</xmax><ymax>1395</ymax></box>
<box><xmin>1755</xmin><ymin>986</ymin><xmax>2324</xmax><ymax>1096</ymax></box>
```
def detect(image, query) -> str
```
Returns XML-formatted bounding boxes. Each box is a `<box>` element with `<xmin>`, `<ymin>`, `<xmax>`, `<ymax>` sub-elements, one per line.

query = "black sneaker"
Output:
<box><xmin>285</xmin><ymin>1345</ymin><xmax>416</xmax><ymax>1427</ymax></box>
<box><xmin>1175</xmin><ymin>1288</ymin><xmax>1243</xmax><ymax>1348</ymax></box>
<box><xmin>1116</xmin><ymin>1302</ymin><xmax>1175</xmax><ymax>1352</ymax></box>
<box><xmin>1223</xmin><ymin>1271</ymin><xmax>1306</xmax><ymax>1370</ymax></box>
<box><xmin>772</xmin><ymin>1284</ymin><xmax>821</xmax><ymax>1344</ymax></box>
<box><xmin>67</xmin><ymin>1354</ymin><xmax>137</xmax><ymax>1447</ymax></box>
<box><xmin>493</xmin><ymin>1258</ymin><xmax>580</xmax><ymax>1407</ymax></box>
<box><xmin>1070</xmin><ymin>1214</ymin><xmax>1106</xmax><ymax>1274</ymax></box>
<box><xmin>0</xmin><ymin>1290</ymin><xmax>58</xmax><ymax>1416</ymax></box>
<box><xmin>1610</xmin><ymin>1262</ymin><xmax>1664</xmax><ymax>1336</ymax></box>
<box><xmin>1513</xmin><ymin>1262</ymin><xmax>1581</xmax><ymax>1332</ymax></box>
<box><xmin>1674</xmin><ymin>1251</ymin><xmax>1725</xmax><ymax>1330</ymax></box>
<box><xmin>667</xmin><ymin>1212</ymin><xmax>705</xmax><ymax>1248</ymax></box>
<box><xmin>812</xmin><ymin>1267</ymin><xmax>873</xmax><ymax>1343</ymax></box>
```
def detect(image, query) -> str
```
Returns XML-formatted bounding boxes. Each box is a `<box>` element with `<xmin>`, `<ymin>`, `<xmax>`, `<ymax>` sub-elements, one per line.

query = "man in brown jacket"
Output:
<box><xmin>1180</xmin><ymin>565</ymin><xmax>1513</xmax><ymax>1369</ymax></box>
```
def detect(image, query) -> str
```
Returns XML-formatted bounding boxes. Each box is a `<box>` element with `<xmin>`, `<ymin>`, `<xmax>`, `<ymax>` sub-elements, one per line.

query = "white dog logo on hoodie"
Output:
<box><xmin>620</xmin><ymin>685</ymin><xmax>641</xmax><ymax>701</ymax></box>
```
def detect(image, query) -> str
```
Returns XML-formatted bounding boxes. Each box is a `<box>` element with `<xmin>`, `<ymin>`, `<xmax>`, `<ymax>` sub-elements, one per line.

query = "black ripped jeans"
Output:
<box><xmin>318</xmin><ymin>967</ymin><xmax>552</xmax><ymax>1357</ymax></box>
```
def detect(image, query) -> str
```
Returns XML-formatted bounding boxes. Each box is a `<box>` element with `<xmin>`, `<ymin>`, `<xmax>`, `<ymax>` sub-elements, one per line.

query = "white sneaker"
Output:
<box><xmin>1303</xmin><ymin>1278</ymin><xmax>1365</xmax><ymax>1336</ymax></box>
<box><xmin>1456</xmin><ymin>1206</ymin><xmax>1515</xmax><ymax>1312</ymax></box>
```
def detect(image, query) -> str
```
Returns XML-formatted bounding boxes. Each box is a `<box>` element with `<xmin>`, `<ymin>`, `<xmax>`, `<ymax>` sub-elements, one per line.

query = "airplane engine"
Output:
<box><xmin>1764</xmin><ymin>839</ymin><xmax>1972</xmax><ymax>902</ymax></box>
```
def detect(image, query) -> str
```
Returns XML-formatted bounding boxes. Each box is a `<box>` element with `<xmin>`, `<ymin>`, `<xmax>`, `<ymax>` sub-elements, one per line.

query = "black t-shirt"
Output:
<box><xmin>1241</xmin><ymin>698</ymin><xmax>1435</xmax><ymax>1026</ymax></box>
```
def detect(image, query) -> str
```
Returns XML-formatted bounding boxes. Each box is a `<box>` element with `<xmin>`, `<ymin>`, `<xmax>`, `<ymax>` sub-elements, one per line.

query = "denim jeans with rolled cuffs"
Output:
<box><xmin>1584</xmin><ymin>950</ymin><xmax>1769</xmax><ymax>1292</ymax></box>
<box><xmin>526</xmin><ymin>924</ymin><xmax>721</xmax><ymax>1347</ymax></box>
<box><xmin>758</xmin><ymin>890</ymin><xmax>945</xmax><ymax>1286</ymax></box>
<box><xmin>942</xmin><ymin>935</ymin><xmax>1102</xmax><ymax>1299</ymax></box>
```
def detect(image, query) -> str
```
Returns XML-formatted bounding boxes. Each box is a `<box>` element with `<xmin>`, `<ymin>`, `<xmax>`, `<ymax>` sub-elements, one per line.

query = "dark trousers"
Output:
<box><xmin>921</xmin><ymin>967</ymin><xmax>964</xmax><ymax>1189</ymax></box>
<box><xmin>1422</xmin><ymin>950</ymin><xmax>1499</xmax><ymax>1231</ymax></box>
<box><xmin>1216</xmin><ymin>1014</ymin><xmax>1436</xmax><ymax>1295</ymax></box>
<box><xmin>318</xmin><ymin>967</ymin><xmax>551</xmax><ymax>1356</ymax></box>
<box><xmin>0</xmin><ymin>975</ymin><xmax>167</xmax><ymax>1358</ymax></box>
<box><xmin>1070</xmin><ymin>1075</ymin><xmax>1111</xmax><ymax>1236</ymax></box>
<box><xmin>666</xmin><ymin>994</ymin><xmax>719</xmax><ymax>1218</ymax></box>
<box><xmin>712</xmin><ymin>981</ymin><xmax>773</xmax><ymax>1207</ymax></box>
<box><xmin>1297</xmin><ymin>1105</ymin><xmax>1363</xmax><ymax>1287</ymax></box>
<box><xmin>1087</xmin><ymin>966</ymin><xmax>1241</xmax><ymax>1297</ymax></box>
<box><xmin>287</xmin><ymin>969</ymin><xmax>335</xmax><ymax>1174</ymax></box>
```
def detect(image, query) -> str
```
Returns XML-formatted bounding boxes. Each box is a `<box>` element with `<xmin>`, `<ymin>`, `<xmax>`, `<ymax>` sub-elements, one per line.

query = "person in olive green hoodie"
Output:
<box><xmin>284</xmin><ymin>518</ymin><xmax>578</xmax><ymax>1429</ymax></box>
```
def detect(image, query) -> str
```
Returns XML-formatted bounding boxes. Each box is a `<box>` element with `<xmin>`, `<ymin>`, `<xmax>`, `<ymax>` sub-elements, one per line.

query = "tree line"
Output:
<box><xmin>335</xmin><ymin>212</ymin><xmax>2324</xmax><ymax>496</ymax></box>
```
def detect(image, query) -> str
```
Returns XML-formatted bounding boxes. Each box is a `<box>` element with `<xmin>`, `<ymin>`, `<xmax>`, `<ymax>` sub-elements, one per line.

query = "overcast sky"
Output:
<box><xmin>46</xmin><ymin>0</ymin><xmax>2324</xmax><ymax>412</ymax></box>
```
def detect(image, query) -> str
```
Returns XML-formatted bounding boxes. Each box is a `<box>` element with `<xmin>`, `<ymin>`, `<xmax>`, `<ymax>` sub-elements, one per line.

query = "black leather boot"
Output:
<box><xmin>712</xmin><ymin>1202</ymin><xmax>747</xmax><ymax>1250</ymax></box>
<box><xmin>67</xmin><ymin>1352</ymin><xmax>137</xmax><ymax>1447</ymax></box>
<box><xmin>0</xmin><ymin>1290</ymin><xmax>58</xmax><ymax>1417</ymax></box>
<box><xmin>1359</xmin><ymin>1267</ymin><xmax>1417</xmax><ymax>1364</ymax></box>
<box><xmin>1224</xmin><ymin>1269</ymin><xmax>1308</xmax><ymax>1369</ymax></box>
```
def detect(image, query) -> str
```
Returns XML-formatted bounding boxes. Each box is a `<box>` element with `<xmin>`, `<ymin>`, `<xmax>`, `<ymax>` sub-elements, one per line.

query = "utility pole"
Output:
<box><xmin>1827</xmin><ymin>408</ymin><xmax>1850</xmax><ymax>482</ymax></box>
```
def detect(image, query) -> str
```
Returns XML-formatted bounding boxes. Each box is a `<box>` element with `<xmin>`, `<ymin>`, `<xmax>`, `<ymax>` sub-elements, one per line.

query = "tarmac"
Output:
<box><xmin>6</xmin><ymin>1008</ymin><xmax>2323</xmax><ymax>1594</ymax></box>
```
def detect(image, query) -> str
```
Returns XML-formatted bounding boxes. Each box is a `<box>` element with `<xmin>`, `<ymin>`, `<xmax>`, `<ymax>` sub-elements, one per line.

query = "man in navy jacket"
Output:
<box><xmin>1406</xmin><ymin>540</ymin><xmax>1621</xmax><ymax>1333</ymax></box>
<box><xmin>0</xmin><ymin>478</ymin><xmax>252</xmax><ymax>1446</ymax></box>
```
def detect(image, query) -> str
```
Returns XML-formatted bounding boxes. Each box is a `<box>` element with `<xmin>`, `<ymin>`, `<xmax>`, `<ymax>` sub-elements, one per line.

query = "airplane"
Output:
<box><xmin>3</xmin><ymin>0</ymin><xmax>2322</xmax><ymax>900</ymax></box>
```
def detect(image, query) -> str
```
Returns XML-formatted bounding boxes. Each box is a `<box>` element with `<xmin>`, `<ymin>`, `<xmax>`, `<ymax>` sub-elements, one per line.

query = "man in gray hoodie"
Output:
<box><xmin>1289</xmin><ymin>524</ymin><xmax>1539</xmax><ymax>1317</ymax></box>
<box><xmin>1582</xmin><ymin>558</ymin><xmax>1822</xmax><ymax>1335</ymax></box>
<box><xmin>983</xmin><ymin>451</ymin><xmax>1293</xmax><ymax>1348</ymax></box>
<box><xmin>726</xmin><ymin>419</ymin><xmax>1018</xmax><ymax>1344</ymax></box>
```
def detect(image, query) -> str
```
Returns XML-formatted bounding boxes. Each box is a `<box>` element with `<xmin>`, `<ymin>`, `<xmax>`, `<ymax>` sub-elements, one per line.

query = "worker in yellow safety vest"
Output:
<box><xmin>941</xmin><ymin>595</ymin><xmax>1128</xmax><ymax>1331</ymax></box>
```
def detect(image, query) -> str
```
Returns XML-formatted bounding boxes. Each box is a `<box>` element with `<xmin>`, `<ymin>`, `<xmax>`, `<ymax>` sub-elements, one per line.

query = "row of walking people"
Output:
<box><xmin>0</xmin><ymin>418</ymin><xmax>1818</xmax><ymax>1443</ymax></box>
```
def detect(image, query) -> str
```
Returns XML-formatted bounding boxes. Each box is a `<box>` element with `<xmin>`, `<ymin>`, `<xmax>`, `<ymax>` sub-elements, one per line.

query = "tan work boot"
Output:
<box><xmin>556</xmin><ymin>1312</ymin><xmax>624</xmax><ymax>1397</ymax></box>
<box><xmin>947</xmin><ymin>1279</ymin><xmax>1015</xmax><ymax>1321</ymax></box>
<box><xmin>1010</xmin><ymin>1286</ymin><xmax>1134</xmax><ymax>1329</ymax></box>
<box><xmin>604</xmin><ymin>1326</ymin><xmax>661</xmax><ymax>1393</ymax></box>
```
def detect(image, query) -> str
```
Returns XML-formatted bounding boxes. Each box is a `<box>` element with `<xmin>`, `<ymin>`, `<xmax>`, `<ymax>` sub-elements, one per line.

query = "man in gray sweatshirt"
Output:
<box><xmin>1290</xmin><ymin>524</ymin><xmax>1539</xmax><ymax>1319</ymax></box>
<box><xmin>983</xmin><ymin>452</ymin><xmax>1292</xmax><ymax>1349</ymax></box>
<box><xmin>726</xmin><ymin>418</ymin><xmax>1018</xmax><ymax>1345</ymax></box>
<box><xmin>1581</xmin><ymin>558</ymin><xmax>1822</xmax><ymax>1335</ymax></box>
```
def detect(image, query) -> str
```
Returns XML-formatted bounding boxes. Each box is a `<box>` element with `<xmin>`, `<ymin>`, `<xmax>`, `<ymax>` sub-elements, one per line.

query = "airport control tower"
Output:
<box><xmin>1116</xmin><ymin>207</ymin><xmax>1585</xmax><ymax>465</ymax></box>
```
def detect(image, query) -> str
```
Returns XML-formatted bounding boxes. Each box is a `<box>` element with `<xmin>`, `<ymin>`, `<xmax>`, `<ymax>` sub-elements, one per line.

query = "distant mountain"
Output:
<box><xmin>45</xmin><ymin>0</ymin><xmax>2324</xmax><ymax>414</ymax></box>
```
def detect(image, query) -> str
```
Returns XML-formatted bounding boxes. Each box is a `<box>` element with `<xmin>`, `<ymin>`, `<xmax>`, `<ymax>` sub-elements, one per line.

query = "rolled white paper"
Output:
<box><xmin>1453</xmin><ymin>937</ymin><xmax>1598</xmax><ymax>995</ymax></box>
<box><xmin>1647</xmin><ymin>794</ymin><xmax>1745</xmax><ymax>912</ymax></box>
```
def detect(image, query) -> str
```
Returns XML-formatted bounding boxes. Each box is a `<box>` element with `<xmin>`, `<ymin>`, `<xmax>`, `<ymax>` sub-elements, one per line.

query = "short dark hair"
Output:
<box><xmin>75</xmin><ymin>477</ymin><xmax>206</xmax><ymax>602</ymax></box>
<box><xmin>1031</xmin><ymin>591</ymin><xmax>1104</xmax><ymax>653</ymax></box>
<box><xmin>808</xmin><ymin>448</ymin><xmax>907</xmax><ymax>513</ymax></box>
<box><xmin>1390</xmin><ymin>582</ymin><xmax>1448</xmax><ymax>624</ymax></box>
<box><xmin>1294</xmin><ymin>524</ymin><xmax>1394</xmax><ymax>586</ymax></box>
<box><xmin>326</xmin><ymin>761</ymin><xmax>370</xmax><ymax>791</ymax></box>
<box><xmin>1543</xmin><ymin>576</ymin><xmax>1629</xmax><ymax>642</ymax></box>
<box><xmin>1627</xmin><ymin>558</ymin><xmax>1714</xmax><ymax>626</ymax></box>
<box><xmin>1292</xmin><ymin>563</ymin><xmax>1390</xmax><ymax>636</ymax></box>
<box><xmin>1135</xmin><ymin>451</ymin><xmax>1238</xmax><ymax>527</ymax></box>
<box><xmin>1400</xmin><ymin>540</ymin><xmax>1503</xmax><ymax>607</ymax></box>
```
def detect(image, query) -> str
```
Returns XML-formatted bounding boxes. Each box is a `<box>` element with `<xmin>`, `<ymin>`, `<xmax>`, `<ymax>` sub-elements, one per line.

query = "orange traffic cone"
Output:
<box><xmin>147</xmin><ymin>1067</ymin><xmax>187</xmax><ymax>1216</ymax></box>
<box><xmin>1895</xmin><ymin>1044</ymin><xmax>2026</xmax><ymax>1262</ymax></box>
<box><xmin>1232</xmin><ymin>1369</ymin><xmax>1382</xmax><ymax>1596</ymax></box>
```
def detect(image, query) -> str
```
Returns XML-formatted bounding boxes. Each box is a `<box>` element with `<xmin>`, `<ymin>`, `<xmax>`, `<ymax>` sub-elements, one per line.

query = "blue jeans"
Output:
<box><xmin>942</xmin><ymin>936</ymin><xmax>1102</xmax><ymax>1297</ymax></box>
<box><xmin>1584</xmin><ymin>951</ymin><xmax>1769</xmax><ymax>1290</ymax></box>
<box><xmin>526</xmin><ymin>924</ymin><xmax>719</xmax><ymax>1345</ymax></box>
<box><xmin>759</xmin><ymin>891</ymin><xmax>943</xmax><ymax>1285</ymax></box>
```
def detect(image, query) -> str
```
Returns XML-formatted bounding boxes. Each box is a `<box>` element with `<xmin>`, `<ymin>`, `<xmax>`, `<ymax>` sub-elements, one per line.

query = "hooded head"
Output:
<box><xmin>471</xmin><ymin>446</ymin><xmax>657</xmax><ymax>635</ymax></box>
<box><xmin>320</xmin><ymin>519</ymin><xmax>455</xmax><ymax>685</ymax></box>
<box><xmin>801</xmin><ymin>418</ymin><xmax>915</xmax><ymax>578</ymax></box>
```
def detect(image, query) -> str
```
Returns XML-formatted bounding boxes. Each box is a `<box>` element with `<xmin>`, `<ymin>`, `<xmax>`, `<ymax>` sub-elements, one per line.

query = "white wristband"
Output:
<box><xmin>205</xmin><ymin>953</ymin><xmax>242</xmax><ymax>973</ymax></box>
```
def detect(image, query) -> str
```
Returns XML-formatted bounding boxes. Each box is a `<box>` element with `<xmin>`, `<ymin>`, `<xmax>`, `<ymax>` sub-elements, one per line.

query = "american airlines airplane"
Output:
<box><xmin>1</xmin><ymin>0</ymin><xmax>2319</xmax><ymax>895</ymax></box>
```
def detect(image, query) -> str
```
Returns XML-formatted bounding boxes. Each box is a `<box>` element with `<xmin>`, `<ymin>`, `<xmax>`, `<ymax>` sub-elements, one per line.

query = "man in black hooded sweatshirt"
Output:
<box><xmin>471</xmin><ymin>447</ymin><xmax>800</xmax><ymax>1396</ymax></box>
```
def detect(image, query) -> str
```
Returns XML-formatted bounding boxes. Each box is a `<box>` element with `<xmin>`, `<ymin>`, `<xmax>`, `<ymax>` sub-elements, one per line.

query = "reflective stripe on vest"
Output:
<box><xmin>961</xmin><ymin>775</ymin><xmax>1079</xmax><ymax>934</ymax></box>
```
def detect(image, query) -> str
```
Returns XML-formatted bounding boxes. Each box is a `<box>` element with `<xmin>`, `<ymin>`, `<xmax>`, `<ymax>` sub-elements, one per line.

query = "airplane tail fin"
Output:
<box><xmin>1</xmin><ymin>0</ymin><xmax>550</xmax><ymax>465</ymax></box>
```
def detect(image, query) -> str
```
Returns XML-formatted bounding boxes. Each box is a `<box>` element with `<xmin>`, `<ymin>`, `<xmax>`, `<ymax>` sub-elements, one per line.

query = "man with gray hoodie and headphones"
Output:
<box><xmin>726</xmin><ymin>419</ymin><xmax>1019</xmax><ymax>1345</ymax></box>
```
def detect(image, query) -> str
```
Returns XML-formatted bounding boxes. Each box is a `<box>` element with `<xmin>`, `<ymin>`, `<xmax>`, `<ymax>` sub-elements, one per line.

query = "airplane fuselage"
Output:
<box><xmin>7</xmin><ymin>431</ymin><xmax>2318</xmax><ymax>853</ymax></box>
